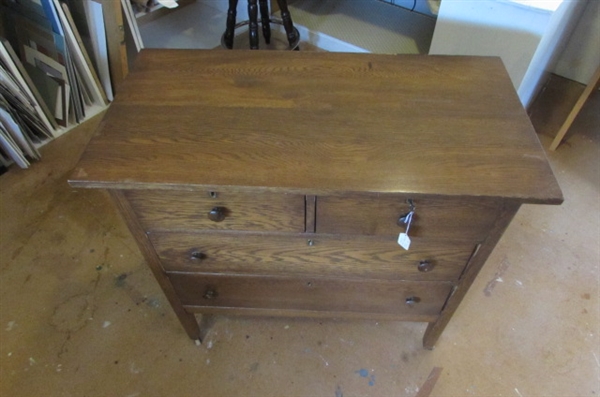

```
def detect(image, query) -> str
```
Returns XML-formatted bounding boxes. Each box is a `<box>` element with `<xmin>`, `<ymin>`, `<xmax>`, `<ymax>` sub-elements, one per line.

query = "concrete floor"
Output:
<box><xmin>1</xmin><ymin>81</ymin><xmax>599</xmax><ymax>395</ymax></box>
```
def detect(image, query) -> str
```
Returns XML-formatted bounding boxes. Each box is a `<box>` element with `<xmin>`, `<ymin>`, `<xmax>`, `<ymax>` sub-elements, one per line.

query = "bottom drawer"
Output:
<box><xmin>168</xmin><ymin>273</ymin><xmax>453</xmax><ymax>320</ymax></box>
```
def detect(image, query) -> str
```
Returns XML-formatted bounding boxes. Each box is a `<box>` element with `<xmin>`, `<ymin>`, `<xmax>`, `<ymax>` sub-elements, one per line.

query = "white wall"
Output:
<box><xmin>518</xmin><ymin>0</ymin><xmax>587</xmax><ymax>107</ymax></box>
<box><xmin>429</xmin><ymin>0</ymin><xmax>553</xmax><ymax>92</ymax></box>
<box><xmin>428</xmin><ymin>0</ymin><xmax>588</xmax><ymax>107</ymax></box>
<box><xmin>378</xmin><ymin>0</ymin><xmax>438</xmax><ymax>17</ymax></box>
<box><xmin>553</xmin><ymin>0</ymin><xmax>600</xmax><ymax>84</ymax></box>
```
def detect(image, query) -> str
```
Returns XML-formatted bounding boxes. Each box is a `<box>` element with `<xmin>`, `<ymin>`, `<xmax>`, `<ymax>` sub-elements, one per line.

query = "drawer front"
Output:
<box><xmin>124</xmin><ymin>190</ymin><xmax>305</xmax><ymax>232</ymax></box>
<box><xmin>168</xmin><ymin>273</ymin><xmax>453</xmax><ymax>318</ymax></box>
<box><xmin>316</xmin><ymin>195</ymin><xmax>501</xmax><ymax>240</ymax></box>
<box><xmin>150</xmin><ymin>231</ymin><xmax>475</xmax><ymax>281</ymax></box>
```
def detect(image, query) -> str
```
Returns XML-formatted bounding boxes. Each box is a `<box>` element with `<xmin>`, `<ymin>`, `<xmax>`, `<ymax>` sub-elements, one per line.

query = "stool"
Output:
<box><xmin>223</xmin><ymin>0</ymin><xmax>299</xmax><ymax>50</ymax></box>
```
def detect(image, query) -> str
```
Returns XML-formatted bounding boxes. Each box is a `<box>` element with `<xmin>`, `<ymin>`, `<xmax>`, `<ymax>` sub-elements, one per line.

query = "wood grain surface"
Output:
<box><xmin>167</xmin><ymin>273</ymin><xmax>453</xmax><ymax>317</ymax></box>
<box><xmin>316</xmin><ymin>194</ymin><xmax>501</xmax><ymax>239</ymax></box>
<box><xmin>124</xmin><ymin>189</ymin><xmax>305</xmax><ymax>232</ymax></box>
<box><xmin>179</xmin><ymin>305</ymin><xmax>440</xmax><ymax>323</ymax></box>
<box><xmin>149</xmin><ymin>231</ymin><xmax>475</xmax><ymax>281</ymax></box>
<box><xmin>69</xmin><ymin>50</ymin><xmax>562</xmax><ymax>204</ymax></box>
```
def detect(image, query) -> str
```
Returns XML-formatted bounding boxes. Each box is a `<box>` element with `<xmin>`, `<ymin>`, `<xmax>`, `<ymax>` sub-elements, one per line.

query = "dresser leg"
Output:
<box><xmin>198</xmin><ymin>314</ymin><xmax>216</xmax><ymax>343</ymax></box>
<box><xmin>179</xmin><ymin>312</ymin><xmax>202</xmax><ymax>340</ymax></box>
<box><xmin>109</xmin><ymin>190</ymin><xmax>203</xmax><ymax>340</ymax></box>
<box><xmin>422</xmin><ymin>322</ymin><xmax>441</xmax><ymax>350</ymax></box>
<box><xmin>422</xmin><ymin>201</ymin><xmax>521</xmax><ymax>349</ymax></box>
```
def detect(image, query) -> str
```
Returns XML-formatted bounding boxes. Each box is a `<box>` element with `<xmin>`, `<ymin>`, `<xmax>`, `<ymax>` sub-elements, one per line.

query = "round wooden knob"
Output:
<box><xmin>203</xmin><ymin>289</ymin><xmax>217</xmax><ymax>300</ymax></box>
<box><xmin>405</xmin><ymin>296</ymin><xmax>421</xmax><ymax>306</ymax></box>
<box><xmin>190</xmin><ymin>251</ymin><xmax>205</xmax><ymax>260</ymax></box>
<box><xmin>418</xmin><ymin>261</ymin><xmax>433</xmax><ymax>272</ymax></box>
<box><xmin>208</xmin><ymin>207</ymin><xmax>226</xmax><ymax>222</ymax></box>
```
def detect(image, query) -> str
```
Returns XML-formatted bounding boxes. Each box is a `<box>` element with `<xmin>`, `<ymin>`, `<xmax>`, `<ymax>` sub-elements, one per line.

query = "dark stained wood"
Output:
<box><xmin>69</xmin><ymin>51</ymin><xmax>564</xmax><ymax>348</ymax></box>
<box><xmin>168</xmin><ymin>273</ymin><xmax>453</xmax><ymax>317</ymax></box>
<box><xmin>317</xmin><ymin>194</ymin><xmax>501</xmax><ymax>240</ymax></box>
<box><xmin>68</xmin><ymin>50</ymin><xmax>563</xmax><ymax>205</ymax></box>
<box><xmin>183</xmin><ymin>305</ymin><xmax>439</xmax><ymax>323</ymax></box>
<box><xmin>258</xmin><ymin>0</ymin><xmax>271</xmax><ymax>44</ymax></box>
<box><xmin>305</xmin><ymin>195</ymin><xmax>316</xmax><ymax>233</ymax></box>
<box><xmin>248</xmin><ymin>0</ymin><xmax>259</xmax><ymax>49</ymax></box>
<box><xmin>149</xmin><ymin>231</ymin><xmax>476</xmax><ymax>281</ymax></box>
<box><xmin>276</xmin><ymin>0</ymin><xmax>297</xmax><ymax>47</ymax></box>
<box><xmin>108</xmin><ymin>190</ymin><xmax>201</xmax><ymax>340</ymax></box>
<box><xmin>124</xmin><ymin>189</ymin><xmax>305</xmax><ymax>232</ymax></box>
<box><xmin>224</xmin><ymin>0</ymin><xmax>239</xmax><ymax>49</ymax></box>
<box><xmin>422</xmin><ymin>201</ymin><xmax>521</xmax><ymax>349</ymax></box>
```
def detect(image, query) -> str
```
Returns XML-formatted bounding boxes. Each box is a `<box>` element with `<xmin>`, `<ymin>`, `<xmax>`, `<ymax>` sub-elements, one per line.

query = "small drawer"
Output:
<box><xmin>150</xmin><ymin>231</ymin><xmax>475</xmax><ymax>281</ymax></box>
<box><xmin>124</xmin><ymin>190</ymin><xmax>305</xmax><ymax>232</ymax></box>
<box><xmin>316</xmin><ymin>195</ymin><xmax>501</xmax><ymax>240</ymax></box>
<box><xmin>167</xmin><ymin>273</ymin><xmax>453</xmax><ymax>318</ymax></box>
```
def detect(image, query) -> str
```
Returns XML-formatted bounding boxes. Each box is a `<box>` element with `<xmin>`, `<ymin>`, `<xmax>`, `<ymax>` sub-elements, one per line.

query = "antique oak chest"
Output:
<box><xmin>69</xmin><ymin>50</ymin><xmax>562</xmax><ymax>348</ymax></box>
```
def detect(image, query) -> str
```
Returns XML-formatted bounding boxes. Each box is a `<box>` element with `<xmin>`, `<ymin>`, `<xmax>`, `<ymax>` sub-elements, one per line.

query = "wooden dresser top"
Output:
<box><xmin>70</xmin><ymin>49</ymin><xmax>562</xmax><ymax>204</ymax></box>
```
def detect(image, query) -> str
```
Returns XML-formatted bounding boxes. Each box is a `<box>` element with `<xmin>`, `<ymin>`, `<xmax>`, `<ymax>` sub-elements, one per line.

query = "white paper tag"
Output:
<box><xmin>157</xmin><ymin>0</ymin><xmax>179</xmax><ymax>9</ymax></box>
<box><xmin>398</xmin><ymin>232</ymin><xmax>411</xmax><ymax>250</ymax></box>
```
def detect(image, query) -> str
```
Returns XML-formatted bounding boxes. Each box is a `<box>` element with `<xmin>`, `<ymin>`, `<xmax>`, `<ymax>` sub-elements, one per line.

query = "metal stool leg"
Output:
<box><xmin>224</xmin><ymin>0</ymin><xmax>239</xmax><ymax>49</ymax></box>
<box><xmin>276</xmin><ymin>0</ymin><xmax>298</xmax><ymax>49</ymax></box>
<box><xmin>258</xmin><ymin>0</ymin><xmax>271</xmax><ymax>44</ymax></box>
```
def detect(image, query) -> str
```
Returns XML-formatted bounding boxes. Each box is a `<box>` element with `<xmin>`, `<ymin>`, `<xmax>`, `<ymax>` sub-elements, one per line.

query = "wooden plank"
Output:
<box><xmin>69</xmin><ymin>50</ymin><xmax>562</xmax><ymax>205</ymax></box>
<box><xmin>149</xmin><ymin>230</ymin><xmax>476</xmax><ymax>281</ymax></box>
<box><xmin>305</xmin><ymin>195</ymin><xmax>316</xmax><ymax>233</ymax></box>
<box><xmin>549</xmin><ymin>65</ymin><xmax>600</xmax><ymax>150</ymax></box>
<box><xmin>124</xmin><ymin>189</ymin><xmax>305</xmax><ymax>232</ymax></box>
<box><xmin>168</xmin><ymin>272</ymin><xmax>454</xmax><ymax>317</ymax></box>
<box><xmin>182</xmin><ymin>305</ymin><xmax>439</xmax><ymax>323</ymax></box>
<box><xmin>99</xmin><ymin>0</ymin><xmax>128</xmax><ymax>93</ymax></box>
<box><xmin>109</xmin><ymin>190</ymin><xmax>201</xmax><ymax>340</ymax></box>
<box><xmin>316</xmin><ymin>194</ymin><xmax>502</xmax><ymax>240</ymax></box>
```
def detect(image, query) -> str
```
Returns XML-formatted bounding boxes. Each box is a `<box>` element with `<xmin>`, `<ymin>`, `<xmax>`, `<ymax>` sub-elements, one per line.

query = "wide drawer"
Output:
<box><xmin>316</xmin><ymin>195</ymin><xmax>501</xmax><ymax>240</ymax></box>
<box><xmin>168</xmin><ymin>273</ymin><xmax>453</xmax><ymax>318</ymax></box>
<box><xmin>124</xmin><ymin>190</ymin><xmax>305</xmax><ymax>232</ymax></box>
<box><xmin>150</xmin><ymin>231</ymin><xmax>475</xmax><ymax>281</ymax></box>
